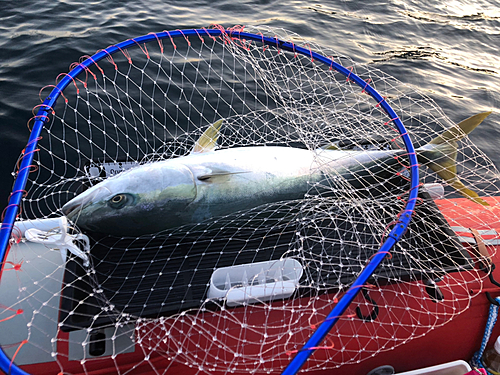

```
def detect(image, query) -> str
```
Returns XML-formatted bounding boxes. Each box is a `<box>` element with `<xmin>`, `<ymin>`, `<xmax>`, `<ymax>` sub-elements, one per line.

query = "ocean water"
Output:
<box><xmin>0</xmin><ymin>0</ymin><xmax>499</xmax><ymax>213</ymax></box>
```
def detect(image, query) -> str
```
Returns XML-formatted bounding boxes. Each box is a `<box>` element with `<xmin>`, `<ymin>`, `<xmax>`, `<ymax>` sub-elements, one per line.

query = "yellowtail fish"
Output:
<box><xmin>62</xmin><ymin>113</ymin><xmax>491</xmax><ymax>236</ymax></box>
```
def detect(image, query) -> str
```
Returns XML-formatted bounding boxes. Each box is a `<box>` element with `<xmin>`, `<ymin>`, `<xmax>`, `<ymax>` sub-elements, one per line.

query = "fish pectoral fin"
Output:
<box><xmin>191</xmin><ymin>119</ymin><xmax>224</xmax><ymax>154</ymax></box>
<box><xmin>197</xmin><ymin>170</ymin><xmax>248</xmax><ymax>181</ymax></box>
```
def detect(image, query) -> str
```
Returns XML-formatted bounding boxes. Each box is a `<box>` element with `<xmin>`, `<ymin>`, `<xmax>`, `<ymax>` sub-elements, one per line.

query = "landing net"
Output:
<box><xmin>0</xmin><ymin>26</ymin><xmax>498</xmax><ymax>375</ymax></box>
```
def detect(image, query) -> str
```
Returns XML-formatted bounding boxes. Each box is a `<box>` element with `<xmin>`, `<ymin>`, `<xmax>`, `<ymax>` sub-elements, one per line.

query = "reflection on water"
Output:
<box><xmin>0</xmin><ymin>0</ymin><xmax>498</xmax><ymax>213</ymax></box>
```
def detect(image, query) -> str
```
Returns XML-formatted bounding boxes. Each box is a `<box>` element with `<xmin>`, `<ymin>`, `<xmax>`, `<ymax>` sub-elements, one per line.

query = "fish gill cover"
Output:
<box><xmin>0</xmin><ymin>25</ymin><xmax>498</xmax><ymax>374</ymax></box>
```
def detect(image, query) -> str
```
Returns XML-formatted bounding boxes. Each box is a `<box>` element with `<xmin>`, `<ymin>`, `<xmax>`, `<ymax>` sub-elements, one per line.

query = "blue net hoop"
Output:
<box><xmin>0</xmin><ymin>27</ymin><xmax>419</xmax><ymax>375</ymax></box>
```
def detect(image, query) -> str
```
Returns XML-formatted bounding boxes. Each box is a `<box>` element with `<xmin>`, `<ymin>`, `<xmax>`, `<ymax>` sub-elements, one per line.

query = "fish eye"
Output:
<box><xmin>112</xmin><ymin>195</ymin><xmax>124</xmax><ymax>203</ymax></box>
<box><xmin>109</xmin><ymin>194</ymin><xmax>129</xmax><ymax>209</ymax></box>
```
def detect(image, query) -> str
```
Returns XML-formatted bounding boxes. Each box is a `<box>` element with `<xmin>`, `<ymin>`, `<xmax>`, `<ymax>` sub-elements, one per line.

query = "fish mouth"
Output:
<box><xmin>61</xmin><ymin>187</ymin><xmax>111</xmax><ymax>220</ymax></box>
<box><xmin>61</xmin><ymin>199</ymin><xmax>85</xmax><ymax>219</ymax></box>
<box><xmin>61</xmin><ymin>197</ymin><xmax>92</xmax><ymax>220</ymax></box>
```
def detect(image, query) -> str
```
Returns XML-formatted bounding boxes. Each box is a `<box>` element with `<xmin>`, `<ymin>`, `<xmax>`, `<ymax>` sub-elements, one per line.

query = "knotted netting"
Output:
<box><xmin>0</xmin><ymin>25</ymin><xmax>498</xmax><ymax>374</ymax></box>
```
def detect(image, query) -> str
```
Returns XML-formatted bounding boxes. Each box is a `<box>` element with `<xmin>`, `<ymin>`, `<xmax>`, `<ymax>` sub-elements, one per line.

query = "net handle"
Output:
<box><xmin>0</xmin><ymin>28</ymin><xmax>419</xmax><ymax>375</ymax></box>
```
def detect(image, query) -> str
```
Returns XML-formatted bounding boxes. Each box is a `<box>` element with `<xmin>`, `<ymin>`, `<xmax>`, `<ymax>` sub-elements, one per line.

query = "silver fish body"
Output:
<box><xmin>62</xmin><ymin>113</ymin><xmax>491</xmax><ymax>236</ymax></box>
<box><xmin>62</xmin><ymin>146</ymin><xmax>396</xmax><ymax>236</ymax></box>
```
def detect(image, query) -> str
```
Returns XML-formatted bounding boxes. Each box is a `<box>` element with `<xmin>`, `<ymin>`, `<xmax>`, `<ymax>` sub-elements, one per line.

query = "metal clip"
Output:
<box><xmin>356</xmin><ymin>287</ymin><xmax>379</xmax><ymax>322</ymax></box>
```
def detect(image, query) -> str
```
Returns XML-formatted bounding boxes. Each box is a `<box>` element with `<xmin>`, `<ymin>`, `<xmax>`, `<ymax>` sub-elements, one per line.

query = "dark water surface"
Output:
<box><xmin>0</xmin><ymin>0</ymin><xmax>499</xmax><ymax>213</ymax></box>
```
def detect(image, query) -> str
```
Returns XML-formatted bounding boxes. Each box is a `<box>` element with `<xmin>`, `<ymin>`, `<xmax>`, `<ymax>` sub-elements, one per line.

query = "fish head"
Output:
<box><xmin>61</xmin><ymin>162</ymin><xmax>197</xmax><ymax>236</ymax></box>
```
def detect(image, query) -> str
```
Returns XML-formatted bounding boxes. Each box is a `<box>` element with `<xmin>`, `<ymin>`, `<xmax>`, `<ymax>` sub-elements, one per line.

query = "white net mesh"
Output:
<box><xmin>1</xmin><ymin>25</ymin><xmax>499</xmax><ymax>374</ymax></box>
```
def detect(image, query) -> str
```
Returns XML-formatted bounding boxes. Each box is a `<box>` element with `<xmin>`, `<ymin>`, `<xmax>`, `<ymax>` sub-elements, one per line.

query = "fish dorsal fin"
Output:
<box><xmin>192</xmin><ymin>119</ymin><xmax>223</xmax><ymax>154</ymax></box>
<box><xmin>320</xmin><ymin>144</ymin><xmax>340</xmax><ymax>150</ymax></box>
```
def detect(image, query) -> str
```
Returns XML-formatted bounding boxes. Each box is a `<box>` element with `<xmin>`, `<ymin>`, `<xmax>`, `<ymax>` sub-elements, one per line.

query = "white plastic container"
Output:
<box><xmin>208</xmin><ymin>258</ymin><xmax>303</xmax><ymax>307</ymax></box>
<box><xmin>396</xmin><ymin>359</ymin><xmax>471</xmax><ymax>375</ymax></box>
<box><xmin>422</xmin><ymin>183</ymin><xmax>445</xmax><ymax>200</ymax></box>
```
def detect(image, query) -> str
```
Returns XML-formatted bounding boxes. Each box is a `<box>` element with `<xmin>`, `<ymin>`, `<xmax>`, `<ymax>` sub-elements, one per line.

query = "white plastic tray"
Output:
<box><xmin>396</xmin><ymin>360</ymin><xmax>472</xmax><ymax>375</ymax></box>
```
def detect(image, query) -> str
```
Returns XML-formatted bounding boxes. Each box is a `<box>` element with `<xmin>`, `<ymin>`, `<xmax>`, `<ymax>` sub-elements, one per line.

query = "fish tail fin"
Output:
<box><xmin>419</xmin><ymin>112</ymin><xmax>491</xmax><ymax>206</ymax></box>
<box><xmin>428</xmin><ymin>112</ymin><xmax>491</xmax><ymax>145</ymax></box>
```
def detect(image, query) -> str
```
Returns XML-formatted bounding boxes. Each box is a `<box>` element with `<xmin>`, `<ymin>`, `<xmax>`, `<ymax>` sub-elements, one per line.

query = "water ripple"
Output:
<box><xmin>0</xmin><ymin>0</ymin><xmax>499</xmax><ymax>212</ymax></box>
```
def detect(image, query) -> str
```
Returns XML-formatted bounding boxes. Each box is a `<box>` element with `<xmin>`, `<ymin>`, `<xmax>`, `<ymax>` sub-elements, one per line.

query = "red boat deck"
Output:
<box><xmin>16</xmin><ymin>197</ymin><xmax>500</xmax><ymax>375</ymax></box>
